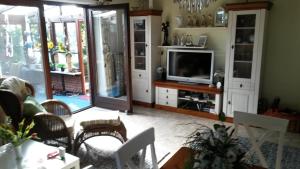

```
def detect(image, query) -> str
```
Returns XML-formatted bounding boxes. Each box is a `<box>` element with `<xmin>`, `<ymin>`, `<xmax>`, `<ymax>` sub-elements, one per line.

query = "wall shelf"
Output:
<box><xmin>174</xmin><ymin>27</ymin><xmax>228</xmax><ymax>31</ymax></box>
<box><xmin>158</xmin><ymin>45</ymin><xmax>208</xmax><ymax>49</ymax></box>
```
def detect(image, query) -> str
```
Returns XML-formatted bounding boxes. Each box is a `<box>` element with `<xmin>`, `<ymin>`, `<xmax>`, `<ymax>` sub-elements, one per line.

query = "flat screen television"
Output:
<box><xmin>167</xmin><ymin>49</ymin><xmax>214</xmax><ymax>84</ymax></box>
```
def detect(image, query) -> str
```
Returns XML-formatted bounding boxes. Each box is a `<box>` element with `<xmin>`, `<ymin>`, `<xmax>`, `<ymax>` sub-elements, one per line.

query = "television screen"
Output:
<box><xmin>167</xmin><ymin>49</ymin><xmax>214</xmax><ymax>84</ymax></box>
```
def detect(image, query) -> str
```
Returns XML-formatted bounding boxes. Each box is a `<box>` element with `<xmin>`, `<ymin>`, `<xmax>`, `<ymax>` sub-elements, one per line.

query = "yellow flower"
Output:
<box><xmin>48</xmin><ymin>41</ymin><xmax>54</xmax><ymax>49</ymax></box>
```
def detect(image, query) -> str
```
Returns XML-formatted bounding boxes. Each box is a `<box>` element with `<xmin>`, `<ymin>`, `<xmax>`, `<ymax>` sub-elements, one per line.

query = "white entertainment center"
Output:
<box><xmin>130</xmin><ymin>2</ymin><xmax>271</xmax><ymax>121</ymax></box>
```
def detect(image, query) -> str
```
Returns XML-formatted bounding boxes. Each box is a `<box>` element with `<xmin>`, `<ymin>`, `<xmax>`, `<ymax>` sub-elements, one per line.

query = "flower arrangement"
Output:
<box><xmin>184</xmin><ymin>113</ymin><xmax>248</xmax><ymax>169</ymax></box>
<box><xmin>0</xmin><ymin>119</ymin><xmax>37</xmax><ymax>147</ymax></box>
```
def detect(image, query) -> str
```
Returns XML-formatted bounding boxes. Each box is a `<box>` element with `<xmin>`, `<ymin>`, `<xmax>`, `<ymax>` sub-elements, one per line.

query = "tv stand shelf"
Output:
<box><xmin>154</xmin><ymin>80</ymin><xmax>230</xmax><ymax>122</ymax></box>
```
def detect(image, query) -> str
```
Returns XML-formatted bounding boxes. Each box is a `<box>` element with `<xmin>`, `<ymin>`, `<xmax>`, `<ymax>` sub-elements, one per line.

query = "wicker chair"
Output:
<box><xmin>73</xmin><ymin>121</ymin><xmax>127</xmax><ymax>155</ymax></box>
<box><xmin>41</xmin><ymin>99</ymin><xmax>75</xmax><ymax>138</ymax></box>
<box><xmin>33</xmin><ymin>113</ymin><xmax>72</xmax><ymax>153</ymax></box>
<box><xmin>41</xmin><ymin>100</ymin><xmax>72</xmax><ymax>116</ymax></box>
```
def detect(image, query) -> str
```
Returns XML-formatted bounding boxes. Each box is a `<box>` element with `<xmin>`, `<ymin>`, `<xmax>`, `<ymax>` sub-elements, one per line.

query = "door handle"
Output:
<box><xmin>240</xmin><ymin>84</ymin><xmax>243</xmax><ymax>88</ymax></box>
<box><xmin>228</xmin><ymin>101</ymin><xmax>231</xmax><ymax>105</ymax></box>
<box><xmin>145</xmin><ymin>44</ymin><xmax>148</xmax><ymax>47</ymax></box>
<box><xmin>231</xmin><ymin>45</ymin><xmax>234</xmax><ymax>49</ymax></box>
<box><xmin>146</xmin><ymin>90</ymin><xmax>148</xmax><ymax>93</ymax></box>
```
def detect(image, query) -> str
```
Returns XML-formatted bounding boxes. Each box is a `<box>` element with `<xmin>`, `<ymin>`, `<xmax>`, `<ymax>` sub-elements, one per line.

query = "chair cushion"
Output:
<box><xmin>23</xmin><ymin>96</ymin><xmax>47</xmax><ymax>117</ymax></box>
<box><xmin>0</xmin><ymin>76</ymin><xmax>30</xmax><ymax>101</ymax></box>
<box><xmin>80</xmin><ymin>113</ymin><xmax>121</xmax><ymax>129</ymax></box>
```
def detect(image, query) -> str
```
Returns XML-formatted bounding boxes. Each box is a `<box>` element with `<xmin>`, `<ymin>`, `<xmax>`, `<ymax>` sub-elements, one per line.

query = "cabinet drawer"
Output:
<box><xmin>158</xmin><ymin>87</ymin><xmax>177</xmax><ymax>95</ymax></box>
<box><xmin>158</xmin><ymin>98</ymin><xmax>177</xmax><ymax>107</ymax></box>
<box><xmin>158</xmin><ymin>92</ymin><xmax>177</xmax><ymax>100</ymax></box>
<box><xmin>132</xmin><ymin>72</ymin><xmax>147</xmax><ymax>80</ymax></box>
<box><xmin>231</xmin><ymin>81</ymin><xmax>251</xmax><ymax>90</ymax></box>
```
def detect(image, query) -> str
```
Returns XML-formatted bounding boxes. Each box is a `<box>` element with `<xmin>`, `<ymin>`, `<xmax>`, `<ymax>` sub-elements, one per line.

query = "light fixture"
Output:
<box><xmin>174</xmin><ymin>0</ymin><xmax>217</xmax><ymax>13</ymax></box>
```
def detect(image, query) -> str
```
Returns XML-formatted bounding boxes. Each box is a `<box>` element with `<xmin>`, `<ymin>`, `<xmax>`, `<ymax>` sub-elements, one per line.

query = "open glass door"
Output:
<box><xmin>87</xmin><ymin>4</ymin><xmax>132</xmax><ymax>112</ymax></box>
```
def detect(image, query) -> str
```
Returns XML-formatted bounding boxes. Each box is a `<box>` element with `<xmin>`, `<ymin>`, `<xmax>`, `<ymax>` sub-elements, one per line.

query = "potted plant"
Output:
<box><xmin>49</xmin><ymin>63</ymin><xmax>56</xmax><ymax>71</ymax></box>
<box><xmin>184</xmin><ymin>113</ymin><xmax>248</xmax><ymax>169</ymax></box>
<box><xmin>57</xmin><ymin>64</ymin><xmax>66</xmax><ymax>72</ymax></box>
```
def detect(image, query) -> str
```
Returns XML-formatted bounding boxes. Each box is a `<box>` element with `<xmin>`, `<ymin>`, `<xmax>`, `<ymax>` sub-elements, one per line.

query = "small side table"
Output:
<box><xmin>264</xmin><ymin>110</ymin><xmax>300</xmax><ymax>133</ymax></box>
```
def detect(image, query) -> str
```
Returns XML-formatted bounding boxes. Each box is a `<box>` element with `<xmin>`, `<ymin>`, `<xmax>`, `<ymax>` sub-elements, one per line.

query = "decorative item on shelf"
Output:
<box><xmin>96</xmin><ymin>0</ymin><xmax>112</xmax><ymax>5</ymax></box>
<box><xmin>175</xmin><ymin>15</ymin><xmax>183</xmax><ymax>28</ymax></box>
<box><xmin>156</xmin><ymin>66</ymin><xmax>166</xmax><ymax>80</ymax></box>
<box><xmin>57</xmin><ymin>63</ymin><xmax>66</xmax><ymax>72</ymax></box>
<box><xmin>180</xmin><ymin>33</ymin><xmax>187</xmax><ymax>46</ymax></box>
<box><xmin>198</xmin><ymin>35</ymin><xmax>208</xmax><ymax>48</ymax></box>
<box><xmin>162</xmin><ymin>21</ymin><xmax>170</xmax><ymax>46</ymax></box>
<box><xmin>200</xmin><ymin>14</ymin><xmax>207</xmax><ymax>27</ymax></box>
<box><xmin>0</xmin><ymin>118</ymin><xmax>38</xmax><ymax>160</ymax></box>
<box><xmin>65</xmin><ymin>53</ymin><xmax>73</xmax><ymax>72</ymax></box>
<box><xmin>214</xmin><ymin>7</ymin><xmax>227</xmax><ymax>27</ymax></box>
<box><xmin>173</xmin><ymin>33</ymin><xmax>180</xmax><ymax>45</ymax></box>
<box><xmin>174</xmin><ymin>0</ymin><xmax>217</xmax><ymax>13</ymax></box>
<box><xmin>206</xmin><ymin>14</ymin><xmax>214</xmax><ymax>27</ymax></box>
<box><xmin>248</xmin><ymin>34</ymin><xmax>254</xmax><ymax>43</ymax></box>
<box><xmin>184</xmin><ymin>112</ymin><xmax>249</xmax><ymax>169</ymax></box>
<box><xmin>213</xmin><ymin>69</ymin><xmax>225</xmax><ymax>86</ymax></box>
<box><xmin>185</xmin><ymin>34</ymin><xmax>193</xmax><ymax>46</ymax></box>
<box><xmin>187</xmin><ymin>15</ymin><xmax>193</xmax><ymax>27</ymax></box>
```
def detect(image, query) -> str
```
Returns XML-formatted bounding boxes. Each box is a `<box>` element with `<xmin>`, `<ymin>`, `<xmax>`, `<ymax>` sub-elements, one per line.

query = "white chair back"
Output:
<box><xmin>115</xmin><ymin>127</ymin><xmax>158</xmax><ymax>169</ymax></box>
<box><xmin>234</xmin><ymin>111</ymin><xmax>289</xmax><ymax>169</ymax></box>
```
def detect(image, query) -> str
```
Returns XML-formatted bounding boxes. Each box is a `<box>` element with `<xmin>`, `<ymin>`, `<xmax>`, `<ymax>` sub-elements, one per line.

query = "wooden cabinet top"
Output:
<box><xmin>154</xmin><ymin>80</ymin><xmax>223</xmax><ymax>94</ymax></box>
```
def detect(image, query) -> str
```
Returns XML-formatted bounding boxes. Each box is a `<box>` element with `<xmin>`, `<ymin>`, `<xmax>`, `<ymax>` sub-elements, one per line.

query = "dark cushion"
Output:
<box><xmin>23</xmin><ymin>96</ymin><xmax>46</xmax><ymax>117</ymax></box>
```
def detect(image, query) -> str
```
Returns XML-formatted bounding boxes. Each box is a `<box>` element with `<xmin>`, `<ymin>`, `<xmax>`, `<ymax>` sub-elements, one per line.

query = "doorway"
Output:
<box><xmin>87</xmin><ymin>4</ymin><xmax>132</xmax><ymax>112</ymax></box>
<box><xmin>43</xmin><ymin>4</ymin><xmax>91</xmax><ymax>112</ymax></box>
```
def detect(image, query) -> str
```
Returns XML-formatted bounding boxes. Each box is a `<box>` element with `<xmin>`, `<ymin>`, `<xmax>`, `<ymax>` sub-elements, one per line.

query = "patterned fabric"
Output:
<box><xmin>80</xmin><ymin>116</ymin><xmax>121</xmax><ymax>129</ymax></box>
<box><xmin>0</xmin><ymin>76</ymin><xmax>30</xmax><ymax>101</ymax></box>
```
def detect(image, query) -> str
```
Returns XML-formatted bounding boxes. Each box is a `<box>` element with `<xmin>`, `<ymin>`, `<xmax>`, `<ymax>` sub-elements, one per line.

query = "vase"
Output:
<box><xmin>175</xmin><ymin>16</ymin><xmax>183</xmax><ymax>27</ymax></box>
<box><xmin>13</xmin><ymin>145</ymin><xmax>22</xmax><ymax>160</ymax></box>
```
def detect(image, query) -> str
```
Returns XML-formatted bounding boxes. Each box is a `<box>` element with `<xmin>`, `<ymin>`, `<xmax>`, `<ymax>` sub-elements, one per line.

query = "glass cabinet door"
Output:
<box><xmin>233</xmin><ymin>14</ymin><xmax>256</xmax><ymax>79</ymax></box>
<box><xmin>133</xmin><ymin>18</ymin><xmax>146</xmax><ymax>70</ymax></box>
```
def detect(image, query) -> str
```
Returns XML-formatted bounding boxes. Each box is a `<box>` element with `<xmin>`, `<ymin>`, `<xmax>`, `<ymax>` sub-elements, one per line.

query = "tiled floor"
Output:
<box><xmin>75</xmin><ymin>105</ymin><xmax>300</xmax><ymax>166</ymax></box>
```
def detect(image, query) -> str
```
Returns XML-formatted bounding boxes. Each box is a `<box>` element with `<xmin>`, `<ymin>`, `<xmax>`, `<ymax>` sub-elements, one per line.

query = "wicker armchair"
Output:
<box><xmin>33</xmin><ymin>113</ymin><xmax>72</xmax><ymax>152</ymax></box>
<box><xmin>41</xmin><ymin>99</ymin><xmax>75</xmax><ymax>138</ymax></box>
<box><xmin>41</xmin><ymin>100</ymin><xmax>72</xmax><ymax>116</ymax></box>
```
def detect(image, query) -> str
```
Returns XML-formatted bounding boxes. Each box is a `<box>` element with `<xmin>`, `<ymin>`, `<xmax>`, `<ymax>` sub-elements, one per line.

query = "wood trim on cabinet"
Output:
<box><xmin>155</xmin><ymin>104</ymin><xmax>233</xmax><ymax>123</ymax></box>
<box><xmin>225</xmin><ymin>1</ymin><xmax>273</xmax><ymax>11</ymax></box>
<box><xmin>130</xmin><ymin>10</ymin><xmax>162</xmax><ymax>16</ymax></box>
<box><xmin>154</xmin><ymin>80</ymin><xmax>223</xmax><ymax>94</ymax></box>
<box><xmin>133</xmin><ymin>101</ymin><xmax>154</xmax><ymax>108</ymax></box>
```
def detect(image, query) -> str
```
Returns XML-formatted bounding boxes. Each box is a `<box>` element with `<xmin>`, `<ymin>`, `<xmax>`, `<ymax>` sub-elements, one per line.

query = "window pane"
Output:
<box><xmin>0</xmin><ymin>5</ymin><xmax>46</xmax><ymax>101</ymax></box>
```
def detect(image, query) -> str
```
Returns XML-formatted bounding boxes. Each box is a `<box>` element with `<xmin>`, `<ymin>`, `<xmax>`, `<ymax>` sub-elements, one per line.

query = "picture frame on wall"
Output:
<box><xmin>198</xmin><ymin>35</ymin><xmax>208</xmax><ymax>48</ymax></box>
<box><xmin>214</xmin><ymin>7</ymin><xmax>227</xmax><ymax>27</ymax></box>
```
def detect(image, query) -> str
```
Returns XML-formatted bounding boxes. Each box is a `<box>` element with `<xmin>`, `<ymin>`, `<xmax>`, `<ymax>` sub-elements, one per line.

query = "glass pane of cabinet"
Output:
<box><xmin>133</xmin><ymin>19</ymin><xmax>146</xmax><ymax>70</ymax></box>
<box><xmin>233</xmin><ymin>14</ymin><xmax>256</xmax><ymax>79</ymax></box>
